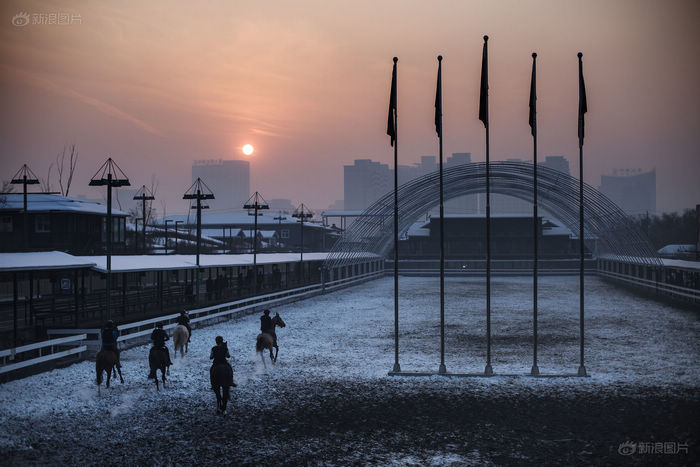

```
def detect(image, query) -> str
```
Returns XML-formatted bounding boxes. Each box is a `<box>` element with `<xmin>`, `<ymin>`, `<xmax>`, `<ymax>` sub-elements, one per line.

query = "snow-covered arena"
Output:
<box><xmin>1</xmin><ymin>276</ymin><xmax>698</xmax><ymax>464</ymax></box>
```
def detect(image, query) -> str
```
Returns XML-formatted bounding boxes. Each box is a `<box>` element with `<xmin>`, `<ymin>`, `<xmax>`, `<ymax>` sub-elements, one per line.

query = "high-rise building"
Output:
<box><xmin>343</xmin><ymin>159</ymin><xmax>392</xmax><ymax>210</ymax></box>
<box><xmin>599</xmin><ymin>168</ymin><xmax>656</xmax><ymax>215</ymax></box>
<box><xmin>191</xmin><ymin>159</ymin><xmax>250</xmax><ymax>213</ymax></box>
<box><xmin>539</xmin><ymin>155</ymin><xmax>570</xmax><ymax>175</ymax></box>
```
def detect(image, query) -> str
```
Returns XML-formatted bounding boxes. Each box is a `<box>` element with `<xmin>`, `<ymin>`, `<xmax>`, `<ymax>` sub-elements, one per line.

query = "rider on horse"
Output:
<box><xmin>150</xmin><ymin>322</ymin><xmax>172</xmax><ymax>366</ymax></box>
<box><xmin>101</xmin><ymin>320</ymin><xmax>121</xmax><ymax>368</ymax></box>
<box><xmin>260</xmin><ymin>309</ymin><xmax>277</xmax><ymax>347</ymax></box>
<box><xmin>176</xmin><ymin>310</ymin><xmax>192</xmax><ymax>343</ymax></box>
<box><xmin>210</xmin><ymin>336</ymin><xmax>235</xmax><ymax>388</ymax></box>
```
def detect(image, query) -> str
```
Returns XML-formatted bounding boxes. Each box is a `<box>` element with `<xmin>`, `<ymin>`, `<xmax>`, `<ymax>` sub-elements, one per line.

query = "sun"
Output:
<box><xmin>242</xmin><ymin>144</ymin><xmax>254</xmax><ymax>156</ymax></box>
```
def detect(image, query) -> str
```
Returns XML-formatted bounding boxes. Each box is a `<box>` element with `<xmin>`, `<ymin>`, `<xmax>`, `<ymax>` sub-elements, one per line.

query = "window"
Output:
<box><xmin>280</xmin><ymin>229</ymin><xmax>290</xmax><ymax>239</ymax></box>
<box><xmin>0</xmin><ymin>216</ymin><xmax>12</xmax><ymax>233</ymax></box>
<box><xmin>35</xmin><ymin>215</ymin><xmax>50</xmax><ymax>233</ymax></box>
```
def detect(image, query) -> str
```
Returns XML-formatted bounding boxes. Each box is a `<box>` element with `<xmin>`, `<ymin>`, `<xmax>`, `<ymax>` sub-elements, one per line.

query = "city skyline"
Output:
<box><xmin>1</xmin><ymin>0</ymin><xmax>698</xmax><ymax>214</ymax></box>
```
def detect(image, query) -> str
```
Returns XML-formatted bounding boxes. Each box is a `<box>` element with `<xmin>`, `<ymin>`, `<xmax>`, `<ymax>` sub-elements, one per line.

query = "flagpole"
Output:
<box><xmin>480</xmin><ymin>36</ymin><xmax>493</xmax><ymax>376</ymax></box>
<box><xmin>391</xmin><ymin>57</ymin><xmax>401</xmax><ymax>373</ymax></box>
<box><xmin>437</xmin><ymin>55</ymin><xmax>447</xmax><ymax>375</ymax></box>
<box><xmin>530</xmin><ymin>52</ymin><xmax>540</xmax><ymax>376</ymax></box>
<box><xmin>577</xmin><ymin>52</ymin><xmax>588</xmax><ymax>377</ymax></box>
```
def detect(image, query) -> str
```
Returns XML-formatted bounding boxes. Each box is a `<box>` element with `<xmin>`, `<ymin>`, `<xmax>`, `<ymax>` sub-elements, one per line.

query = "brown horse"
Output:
<box><xmin>211</xmin><ymin>363</ymin><xmax>233</xmax><ymax>414</ymax></box>
<box><xmin>148</xmin><ymin>347</ymin><xmax>169</xmax><ymax>391</ymax></box>
<box><xmin>256</xmin><ymin>312</ymin><xmax>286</xmax><ymax>367</ymax></box>
<box><xmin>96</xmin><ymin>349</ymin><xmax>124</xmax><ymax>395</ymax></box>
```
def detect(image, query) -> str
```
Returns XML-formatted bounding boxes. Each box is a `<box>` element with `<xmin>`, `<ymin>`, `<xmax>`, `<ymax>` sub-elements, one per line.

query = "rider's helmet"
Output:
<box><xmin>181</xmin><ymin>310</ymin><xmax>187</xmax><ymax>316</ymax></box>
<box><xmin>215</xmin><ymin>336</ymin><xmax>224</xmax><ymax>344</ymax></box>
<box><xmin>106</xmin><ymin>320</ymin><xmax>114</xmax><ymax>328</ymax></box>
<box><xmin>263</xmin><ymin>309</ymin><xmax>270</xmax><ymax>316</ymax></box>
<box><xmin>156</xmin><ymin>322</ymin><xmax>164</xmax><ymax>329</ymax></box>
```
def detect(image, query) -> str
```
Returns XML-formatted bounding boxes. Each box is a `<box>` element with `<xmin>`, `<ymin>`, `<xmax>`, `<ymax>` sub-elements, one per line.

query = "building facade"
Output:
<box><xmin>599</xmin><ymin>168</ymin><xmax>656</xmax><ymax>215</ymax></box>
<box><xmin>191</xmin><ymin>159</ymin><xmax>250</xmax><ymax>213</ymax></box>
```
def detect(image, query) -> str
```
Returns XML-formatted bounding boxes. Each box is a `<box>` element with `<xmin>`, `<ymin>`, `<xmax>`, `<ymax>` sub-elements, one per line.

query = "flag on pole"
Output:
<box><xmin>479</xmin><ymin>36</ymin><xmax>489</xmax><ymax>127</ymax></box>
<box><xmin>578</xmin><ymin>52</ymin><xmax>587</xmax><ymax>147</ymax></box>
<box><xmin>529</xmin><ymin>53</ymin><xmax>537</xmax><ymax>137</ymax></box>
<box><xmin>387</xmin><ymin>58</ymin><xmax>397</xmax><ymax>147</ymax></box>
<box><xmin>435</xmin><ymin>56</ymin><xmax>443</xmax><ymax>137</ymax></box>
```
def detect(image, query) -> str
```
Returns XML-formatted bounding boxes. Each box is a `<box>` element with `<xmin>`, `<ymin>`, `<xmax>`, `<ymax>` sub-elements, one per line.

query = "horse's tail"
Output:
<box><xmin>96</xmin><ymin>356</ymin><xmax>102</xmax><ymax>386</ymax></box>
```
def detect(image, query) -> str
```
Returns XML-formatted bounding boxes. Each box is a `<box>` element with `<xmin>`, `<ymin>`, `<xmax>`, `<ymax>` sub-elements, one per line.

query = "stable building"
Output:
<box><xmin>0</xmin><ymin>193</ymin><xmax>128</xmax><ymax>254</ymax></box>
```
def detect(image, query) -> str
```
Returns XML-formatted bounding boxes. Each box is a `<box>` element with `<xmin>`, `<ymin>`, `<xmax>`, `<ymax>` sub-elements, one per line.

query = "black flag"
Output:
<box><xmin>479</xmin><ymin>36</ymin><xmax>489</xmax><ymax>127</ymax></box>
<box><xmin>435</xmin><ymin>56</ymin><xmax>442</xmax><ymax>138</ymax></box>
<box><xmin>578</xmin><ymin>52</ymin><xmax>587</xmax><ymax>147</ymax></box>
<box><xmin>529</xmin><ymin>53</ymin><xmax>537</xmax><ymax>137</ymax></box>
<box><xmin>387</xmin><ymin>57</ymin><xmax>397</xmax><ymax>147</ymax></box>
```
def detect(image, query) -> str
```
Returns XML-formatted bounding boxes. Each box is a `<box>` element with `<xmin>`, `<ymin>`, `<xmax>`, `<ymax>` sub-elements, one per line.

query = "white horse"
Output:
<box><xmin>173</xmin><ymin>325</ymin><xmax>189</xmax><ymax>358</ymax></box>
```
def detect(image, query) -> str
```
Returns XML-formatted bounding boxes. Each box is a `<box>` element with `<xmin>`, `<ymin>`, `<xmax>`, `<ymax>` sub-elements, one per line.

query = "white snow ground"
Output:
<box><xmin>0</xmin><ymin>275</ymin><xmax>698</xmax><ymax>465</ymax></box>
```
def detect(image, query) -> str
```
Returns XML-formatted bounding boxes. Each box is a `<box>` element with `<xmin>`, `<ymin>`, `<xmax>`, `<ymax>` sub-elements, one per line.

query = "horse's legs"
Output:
<box><xmin>259</xmin><ymin>351</ymin><xmax>267</xmax><ymax>368</ymax></box>
<box><xmin>116</xmin><ymin>364</ymin><xmax>124</xmax><ymax>384</ymax></box>
<box><xmin>161</xmin><ymin>366</ymin><xmax>166</xmax><ymax>388</ymax></box>
<box><xmin>268</xmin><ymin>346</ymin><xmax>274</xmax><ymax>362</ymax></box>
<box><xmin>273</xmin><ymin>345</ymin><xmax>279</xmax><ymax>363</ymax></box>
<box><xmin>106</xmin><ymin>366</ymin><xmax>112</xmax><ymax>389</ymax></box>
<box><xmin>213</xmin><ymin>386</ymin><xmax>222</xmax><ymax>414</ymax></box>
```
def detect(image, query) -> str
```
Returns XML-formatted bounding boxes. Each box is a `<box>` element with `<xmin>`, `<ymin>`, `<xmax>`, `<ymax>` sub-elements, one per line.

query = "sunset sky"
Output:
<box><xmin>1</xmin><ymin>0</ymin><xmax>698</xmax><ymax>214</ymax></box>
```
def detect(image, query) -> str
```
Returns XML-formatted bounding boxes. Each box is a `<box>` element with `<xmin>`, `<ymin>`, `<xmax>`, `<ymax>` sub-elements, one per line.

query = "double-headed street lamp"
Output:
<box><xmin>244</xmin><ymin>192</ymin><xmax>269</xmax><ymax>294</ymax></box>
<box><xmin>164</xmin><ymin>219</ymin><xmax>173</xmax><ymax>254</ymax></box>
<box><xmin>292</xmin><ymin>203</ymin><xmax>313</xmax><ymax>283</ymax></box>
<box><xmin>89</xmin><ymin>158</ymin><xmax>130</xmax><ymax>320</ymax></box>
<box><xmin>10</xmin><ymin>164</ymin><xmax>40</xmax><ymax>251</ymax></box>
<box><xmin>175</xmin><ymin>220</ymin><xmax>184</xmax><ymax>254</ymax></box>
<box><xmin>133</xmin><ymin>185</ymin><xmax>155</xmax><ymax>254</ymax></box>
<box><xmin>183</xmin><ymin>178</ymin><xmax>214</xmax><ymax>302</ymax></box>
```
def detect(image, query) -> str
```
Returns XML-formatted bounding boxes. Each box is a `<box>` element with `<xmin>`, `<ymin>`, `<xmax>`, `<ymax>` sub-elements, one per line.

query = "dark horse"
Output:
<box><xmin>211</xmin><ymin>363</ymin><xmax>233</xmax><ymax>414</ymax></box>
<box><xmin>148</xmin><ymin>347</ymin><xmax>169</xmax><ymax>391</ymax></box>
<box><xmin>256</xmin><ymin>312</ymin><xmax>286</xmax><ymax>367</ymax></box>
<box><xmin>96</xmin><ymin>349</ymin><xmax>124</xmax><ymax>395</ymax></box>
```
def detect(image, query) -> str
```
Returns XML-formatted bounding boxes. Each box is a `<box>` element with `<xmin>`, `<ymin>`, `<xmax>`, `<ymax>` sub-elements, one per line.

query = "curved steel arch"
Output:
<box><xmin>324</xmin><ymin>161</ymin><xmax>661</xmax><ymax>270</ymax></box>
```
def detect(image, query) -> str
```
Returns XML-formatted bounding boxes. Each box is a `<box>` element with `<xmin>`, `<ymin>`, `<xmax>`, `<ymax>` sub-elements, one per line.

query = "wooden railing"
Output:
<box><xmin>0</xmin><ymin>334</ymin><xmax>87</xmax><ymax>375</ymax></box>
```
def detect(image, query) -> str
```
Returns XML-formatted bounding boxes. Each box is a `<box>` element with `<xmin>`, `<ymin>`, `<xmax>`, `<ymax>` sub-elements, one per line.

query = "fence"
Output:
<box><xmin>597</xmin><ymin>270</ymin><xmax>700</xmax><ymax>304</ymax></box>
<box><xmin>2</xmin><ymin>270</ymin><xmax>382</xmax><ymax>376</ymax></box>
<box><xmin>0</xmin><ymin>334</ymin><xmax>87</xmax><ymax>375</ymax></box>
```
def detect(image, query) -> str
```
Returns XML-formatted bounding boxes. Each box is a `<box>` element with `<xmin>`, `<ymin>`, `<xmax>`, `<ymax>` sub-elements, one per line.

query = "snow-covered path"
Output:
<box><xmin>1</xmin><ymin>276</ymin><xmax>698</xmax><ymax>465</ymax></box>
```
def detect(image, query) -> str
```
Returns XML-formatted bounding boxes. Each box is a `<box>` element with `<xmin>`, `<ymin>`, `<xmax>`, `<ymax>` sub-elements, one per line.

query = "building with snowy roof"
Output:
<box><xmin>0</xmin><ymin>193</ymin><xmax>128</xmax><ymax>254</ymax></box>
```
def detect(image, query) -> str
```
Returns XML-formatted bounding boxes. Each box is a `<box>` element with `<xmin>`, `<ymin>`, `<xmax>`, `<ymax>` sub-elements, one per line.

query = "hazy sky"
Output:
<box><xmin>1</xmin><ymin>0</ymin><xmax>699</xmax><ymax>214</ymax></box>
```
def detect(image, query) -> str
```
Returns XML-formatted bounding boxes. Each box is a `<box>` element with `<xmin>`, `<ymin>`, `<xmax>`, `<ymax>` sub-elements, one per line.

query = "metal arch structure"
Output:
<box><xmin>324</xmin><ymin>161</ymin><xmax>661</xmax><ymax>271</ymax></box>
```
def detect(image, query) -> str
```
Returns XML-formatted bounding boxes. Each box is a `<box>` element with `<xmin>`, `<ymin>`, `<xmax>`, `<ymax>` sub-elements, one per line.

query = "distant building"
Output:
<box><xmin>267</xmin><ymin>198</ymin><xmax>295</xmax><ymax>213</ymax></box>
<box><xmin>191</xmin><ymin>159</ymin><xmax>250</xmax><ymax>213</ymax></box>
<box><xmin>599</xmin><ymin>168</ymin><xmax>656</xmax><ymax>215</ymax></box>
<box><xmin>343</xmin><ymin>159</ymin><xmax>391</xmax><ymax>211</ymax></box>
<box><xmin>539</xmin><ymin>155</ymin><xmax>570</xmax><ymax>175</ymax></box>
<box><xmin>0</xmin><ymin>193</ymin><xmax>128</xmax><ymax>254</ymax></box>
<box><xmin>445</xmin><ymin>153</ymin><xmax>478</xmax><ymax>214</ymax></box>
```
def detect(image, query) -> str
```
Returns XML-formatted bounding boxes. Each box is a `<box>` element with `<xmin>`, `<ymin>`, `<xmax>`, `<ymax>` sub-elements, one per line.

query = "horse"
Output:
<box><xmin>256</xmin><ymin>312</ymin><xmax>286</xmax><ymax>367</ymax></box>
<box><xmin>211</xmin><ymin>363</ymin><xmax>233</xmax><ymax>415</ymax></box>
<box><xmin>96</xmin><ymin>349</ymin><xmax>124</xmax><ymax>395</ymax></box>
<box><xmin>148</xmin><ymin>347</ymin><xmax>169</xmax><ymax>391</ymax></box>
<box><xmin>173</xmin><ymin>325</ymin><xmax>189</xmax><ymax>358</ymax></box>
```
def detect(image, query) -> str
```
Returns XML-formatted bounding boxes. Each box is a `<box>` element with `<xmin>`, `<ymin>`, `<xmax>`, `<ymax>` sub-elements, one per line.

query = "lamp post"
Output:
<box><xmin>243</xmin><ymin>192</ymin><xmax>269</xmax><ymax>294</ymax></box>
<box><xmin>133</xmin><ymin>185</ymin><xmax>154</xmax><ymax>254</ymax></box>
<box><xmin>183</xmin><ymin>178</ymin><xmax>214</xmax><ymax>302</ymax></box>
<box><xmin>89</xmin><ymin>158</ymin><xmax>130</xmax><ymax>320</ymax></box>
<box><xmin>175</xmin><ymin>220</ymin><xmax>183</xmax><ymax>254</ymax></box>
<box><xmin>164</xmin><ymin>220</ymin><xmax>173</xmax><ymax>254</ymax></box>
<box><xmin>134</xmin><ymin>218</ymin><xmax>139</xmax><ymax>253</ymax></box>
<box><xmin>274</xmin><ymin>211</ymin><xmax>286</xmax><ymax>250</ymax></box>
<box><xmin>292</xmin><ymin>203</ymin><xmax>313</xmax><ymax>283</ymax></box>
<box><xmin>10</xmin><ymin>164</ymin><xmax>40</xmax><ymax>251</ymax></box>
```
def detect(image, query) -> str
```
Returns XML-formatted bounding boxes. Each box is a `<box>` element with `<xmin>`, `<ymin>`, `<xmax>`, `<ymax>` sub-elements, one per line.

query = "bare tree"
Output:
<box><xmin>0</xmin><ymin>180</ymin><xmax>14</xmax><ymax>208</ymax></box>
<box><xmin>40</xmin><ymin>163</ymin><xmax>54</xmax><ymax>192</ymax></box>
<box><xmin>147</xmin><ymin>174</ymin><xmax>159</xmax><ymax>226</ymax></box>
<box><xmin>56</xmin><ymin>144</ymin><xmax>78</xmax><ymax>196</ymax></box>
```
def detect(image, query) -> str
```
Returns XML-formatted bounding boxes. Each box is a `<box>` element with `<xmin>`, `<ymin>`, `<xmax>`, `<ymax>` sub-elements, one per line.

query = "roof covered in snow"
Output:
<box><xmin>0</xmin><ymin>251</ymin><xmax>96</xmax><ymax>272</ymax></box>
<box><xmin>657</xmin><ymin>244</ymin><xmax>696</xmax><ymax>255</ymax></box>
<box><xmin>0</xmin><ymin>193</ymin><xmax>128</xmax><ymax>216</ymax></box>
